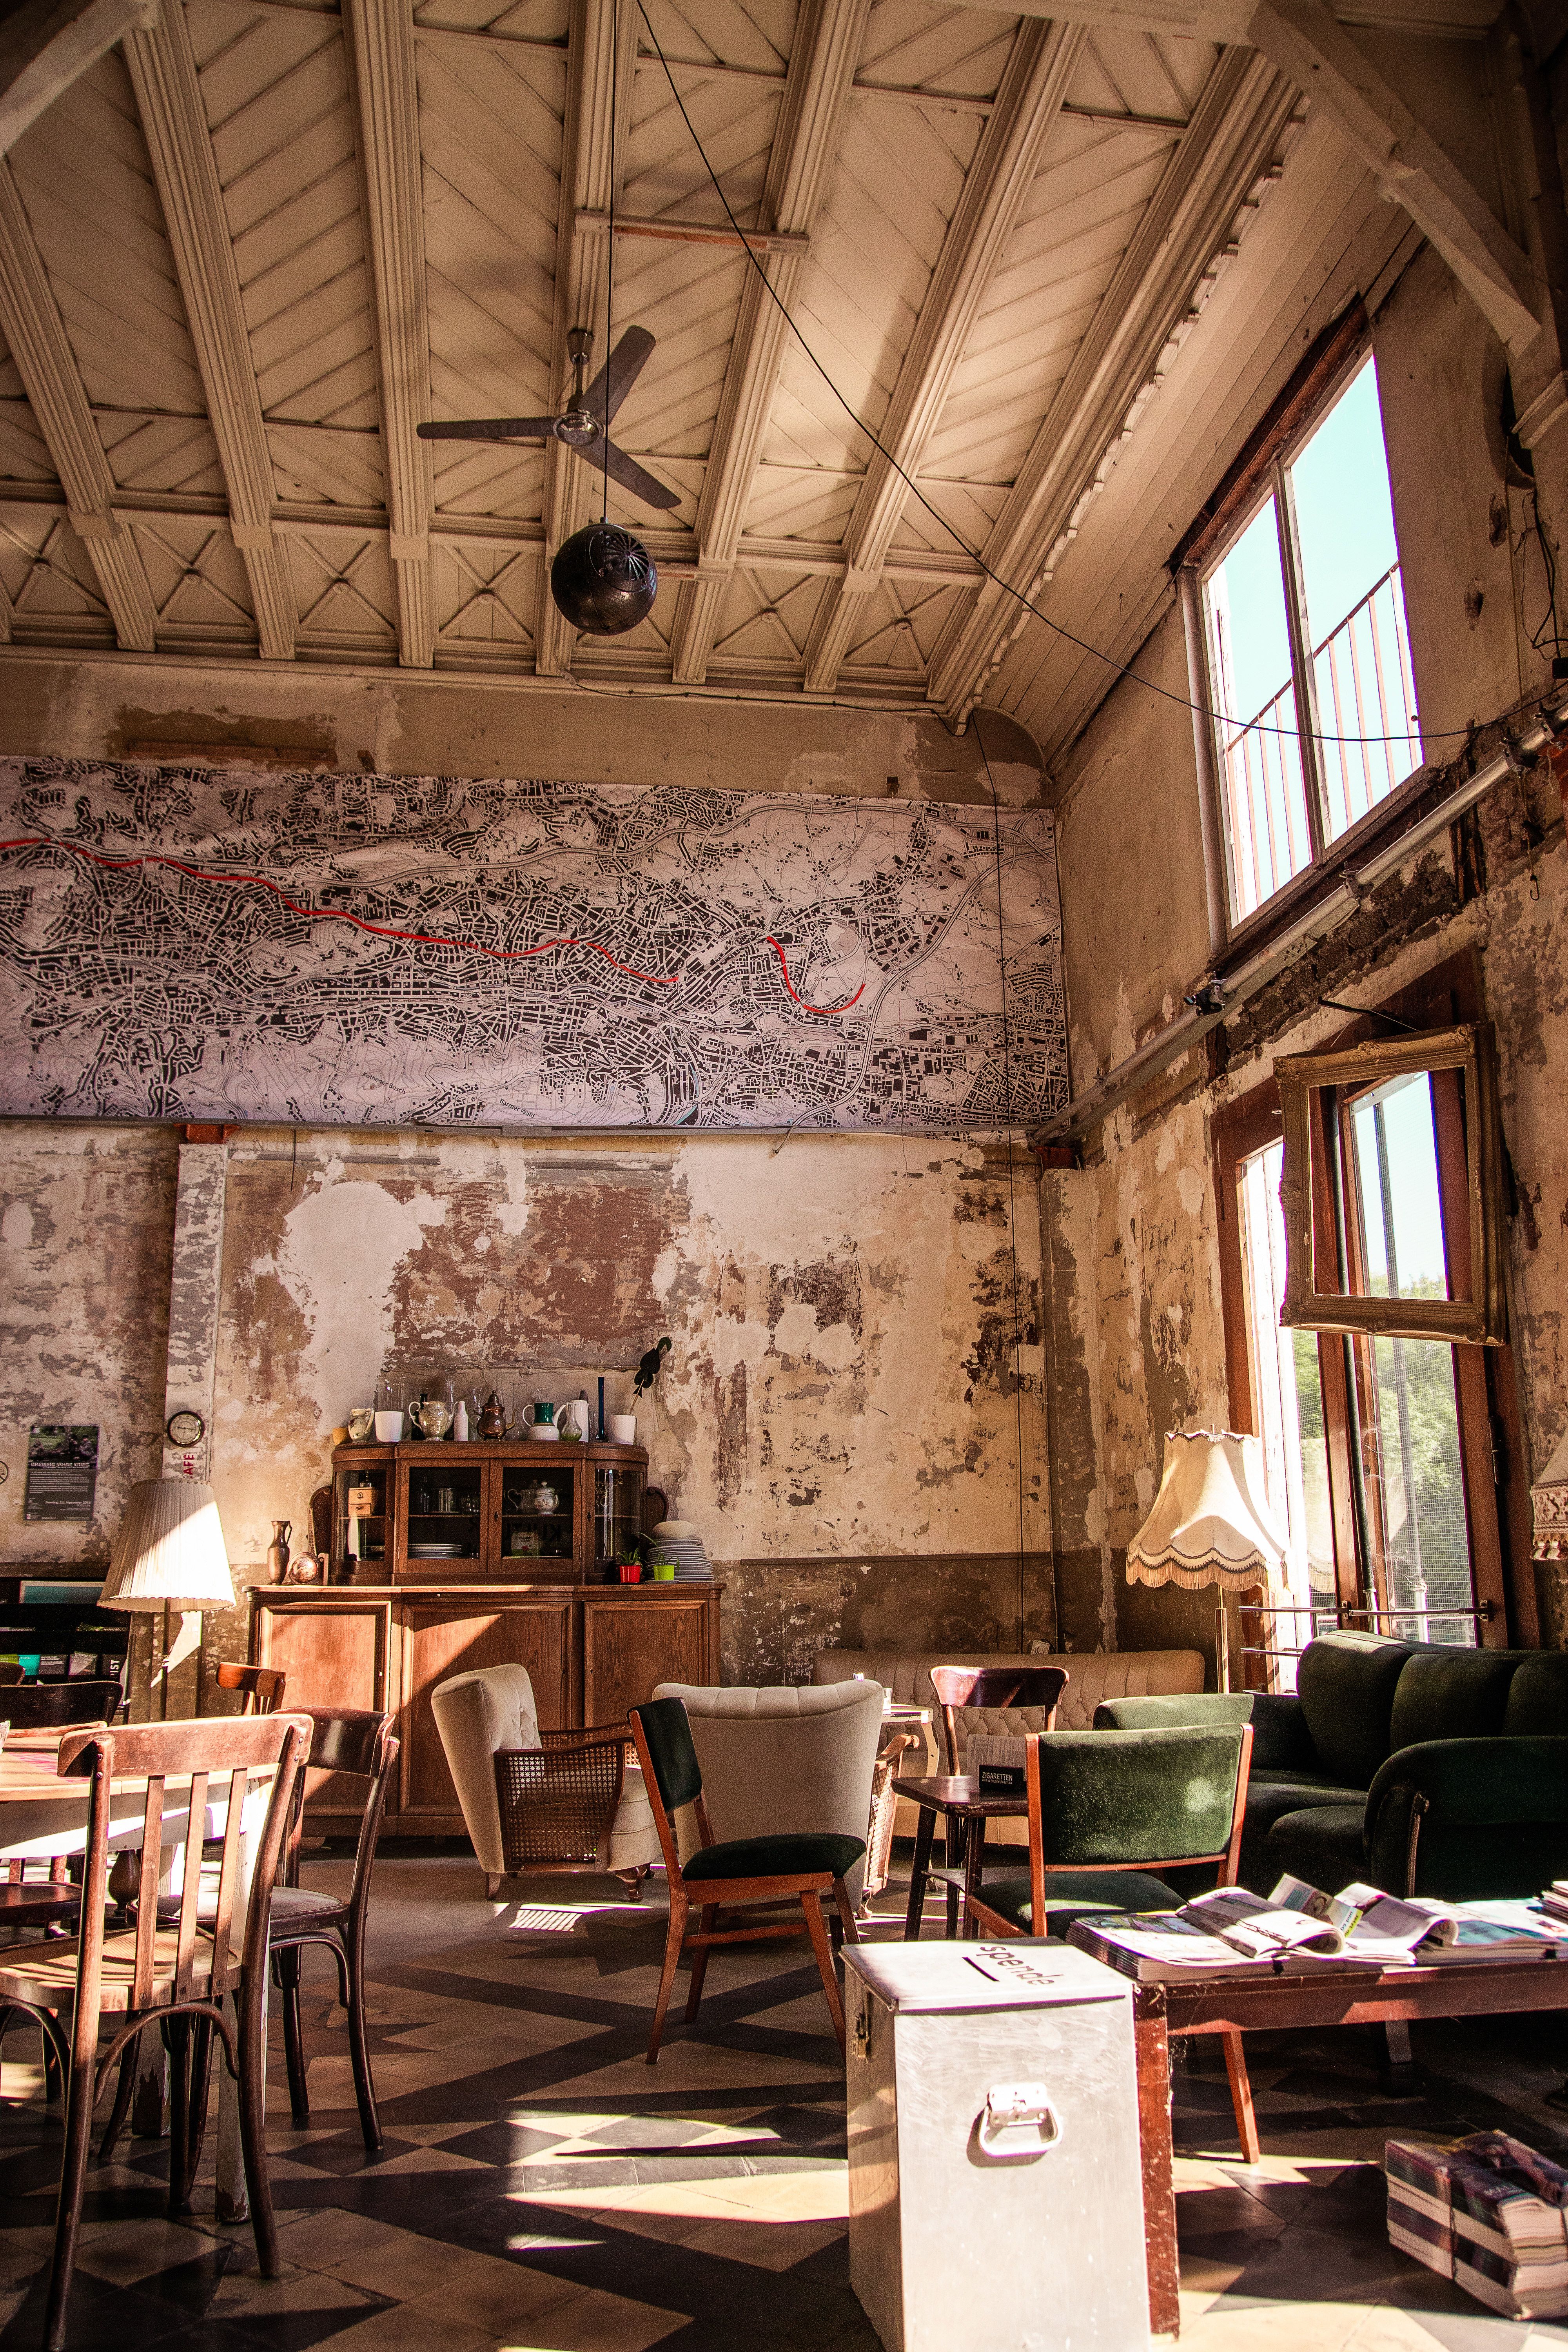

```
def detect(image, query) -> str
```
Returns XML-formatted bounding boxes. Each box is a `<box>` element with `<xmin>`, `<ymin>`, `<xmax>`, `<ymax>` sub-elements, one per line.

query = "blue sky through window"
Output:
<box><xmin>1290</xmin><ymin>358</ymin><xmax>1400</xmax><ymax>650</ymax></box>
<box><xmin>1209</xmin><ymin>493</ymin><xmax>1293</xmax><ymax>728</ymax></box>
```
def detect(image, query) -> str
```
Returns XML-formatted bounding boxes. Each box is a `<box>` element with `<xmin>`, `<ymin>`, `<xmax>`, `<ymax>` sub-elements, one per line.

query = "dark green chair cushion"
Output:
<box><xmin>1389</xmin><ymin>1651</ymin><xmax>1518</xmax><ymax>1751</ymax></box>
<box><xmin>632</xmin><ymin>1697</ymin><xmax>702</xmax><ymax>1812</ymax></box>
<box><xmin>683</xmin><ymin>1831</ymin><xmax>865</xmax><ymax>1884</ymax></box>
<box><xmin>1095</xmin><ymin>1690</ymin><xmax>1315</xmax><ymax>1775</ymax></box>
<box><xmin>1033</xmin><ymin>1727</ymin><xmax>1246</xmax><ymax>1864</ymax></box>
<box><xmin>1297</xmin><ymin>1634</ymin><xmax>1414</xmax><ymax>1788</ymax></box>
<box><xmin>1503</xmin><ymin>1654</ymin><xmax>1568</xmax><ymax>1736</ymax></box>
<box><xmin>976</xmin><ymin>1869</ymin><xmax>1182</xmax><ymax>1937</ymax></box>
<box><xmin>1260</xmin><ymin>1802</ymin><xmax>1367</xmax><ymax>1893</ymax></box>
<box><xmin>1238</xmin><ymin>1777</ymin><xmax>1368</xmax><ymax>1893</ymax></box>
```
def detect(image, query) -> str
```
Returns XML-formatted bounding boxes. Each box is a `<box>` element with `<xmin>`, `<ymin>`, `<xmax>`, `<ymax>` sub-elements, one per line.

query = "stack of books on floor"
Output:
<box><xmin>1066</xmin><ymin>1877</ymin><xmax>1566</xmax><ymax>1982</ymax></box>
<box><xmin>1387</xmin><ymin>2131</ymin><xmax>1568</xmax><ymax>2319</ymax></box>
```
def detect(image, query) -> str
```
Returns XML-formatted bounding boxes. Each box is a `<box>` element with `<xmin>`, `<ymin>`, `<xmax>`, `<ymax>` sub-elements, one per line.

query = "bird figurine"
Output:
<box><xmin>634</xmin><ymin>1336</ymin><xmax>671</xmax><ymax>1397</ymax></box>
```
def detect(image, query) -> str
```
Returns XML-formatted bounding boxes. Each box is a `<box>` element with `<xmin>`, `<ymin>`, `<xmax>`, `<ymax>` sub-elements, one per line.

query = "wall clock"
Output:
<box><xmin>166</xmin><ymin>1409</ymin><xmax>206</xmax><ymax>1447</ymax></box>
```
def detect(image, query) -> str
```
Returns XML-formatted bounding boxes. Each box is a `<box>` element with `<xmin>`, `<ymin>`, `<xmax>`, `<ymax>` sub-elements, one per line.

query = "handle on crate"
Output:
<box><xmin>977</xmin><ymin>2080</ymin><xmax>1061</xmax><ymax>2160</ymax></box>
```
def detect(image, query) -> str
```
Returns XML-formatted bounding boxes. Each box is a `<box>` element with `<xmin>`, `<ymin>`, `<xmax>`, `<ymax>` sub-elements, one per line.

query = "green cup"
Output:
<box><xmin>651</xmin><ymin>1561</ymin><xmax>676</xmax><ymax>1581</ymax></box>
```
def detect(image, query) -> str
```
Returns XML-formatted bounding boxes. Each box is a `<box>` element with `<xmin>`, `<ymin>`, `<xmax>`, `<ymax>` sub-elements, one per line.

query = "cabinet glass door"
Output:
<box><xmin>594</xmin><ymin>1463</ymin><xmax>644</xmax><ymax>1570</ymax></box>
<box><xmin>501</xmin><ymin>1465</ymin><xmax>575</xmax><ymax>1564</ymax></box>
<box><xmin>336</xmin><ymin>1460</ymin><xmax>389</xmax><ymax>1579</ymax></box>
<box><xmin>405</xmin><ymin>1461</ymin><xmax>485</xmax><ymax>1564</ymax></box>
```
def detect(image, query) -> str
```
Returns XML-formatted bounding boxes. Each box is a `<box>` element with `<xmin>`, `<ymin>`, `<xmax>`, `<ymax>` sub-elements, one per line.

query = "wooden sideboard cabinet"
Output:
<box><xmin>250</xmin><ymin>1581</ymin><xmax>722</xmax><ymax>1835</ymax></box>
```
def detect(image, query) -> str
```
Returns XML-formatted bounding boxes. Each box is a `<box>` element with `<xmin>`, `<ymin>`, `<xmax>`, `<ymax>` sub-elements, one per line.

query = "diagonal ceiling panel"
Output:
<box><xmin>0</xmin><ymin>330</ymin><xmax>55</xmax><ymax>482</ymax></box>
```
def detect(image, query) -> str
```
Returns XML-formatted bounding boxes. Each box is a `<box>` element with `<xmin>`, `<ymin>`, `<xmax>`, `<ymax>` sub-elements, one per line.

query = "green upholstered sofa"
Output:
<box><xmin>1095</xmin><ymin>1629</ymin><xmax>1568</xmax><ymax>1902</ymax></box>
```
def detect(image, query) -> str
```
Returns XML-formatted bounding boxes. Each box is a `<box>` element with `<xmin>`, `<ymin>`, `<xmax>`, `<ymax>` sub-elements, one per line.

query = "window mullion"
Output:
<box><xmin>1272</xmin><ymin>459</ymin><xmax>1329</xmax><ymax>864</ymax></box>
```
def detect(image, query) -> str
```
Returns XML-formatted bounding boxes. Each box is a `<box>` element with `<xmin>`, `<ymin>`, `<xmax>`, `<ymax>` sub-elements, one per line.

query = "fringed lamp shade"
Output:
<box><xmin>1127</xmin><ymin>1430</ymin><xmax>1291</xmax><ymax>1593</ymax></box>
<box><xmin>1532</xmin><ymin>1428</ymin><xmax>1568</xmax><ymax>1561</ymax></box>
<box><xmin>102</xmin><ymin>1480</ymin><xmax>234</xmax><ymax>1613</ymax></box>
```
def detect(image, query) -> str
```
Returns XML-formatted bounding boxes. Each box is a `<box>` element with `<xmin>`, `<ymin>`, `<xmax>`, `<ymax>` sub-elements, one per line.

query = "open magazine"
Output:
<box><xmin>1065</xmin><ymin>1875</ymin><xmax>1564</xmax><ymax>1984</ymax></box>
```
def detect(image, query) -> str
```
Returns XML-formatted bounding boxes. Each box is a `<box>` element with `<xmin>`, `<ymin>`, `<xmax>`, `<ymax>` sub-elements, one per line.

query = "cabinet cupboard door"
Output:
<box><xmin>398</xmin><ymin>1601</ymin><xmax>572</xmax><ymax>1826</ymax></box>
<box><xmin>582</xmin><ymin>1596</ymin><xmax>712</xmax><ymax>1728</ymax></box>
<box><xmin>254</xmin><ymin>1599</ymin><xmax>390</xmax><ymax>1815</ymax></box>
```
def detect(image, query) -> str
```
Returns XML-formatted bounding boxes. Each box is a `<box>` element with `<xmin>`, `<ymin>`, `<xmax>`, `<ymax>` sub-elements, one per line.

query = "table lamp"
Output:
<box><xmin>1125</xmin><ymin>1430</ymin><xmax>1291</xmax><ymax>1692</ymax></box>
<box><xmin>102</xmin><ymin>1479</ymin><xmax>235</xmax><ymax>1718</ymax></box>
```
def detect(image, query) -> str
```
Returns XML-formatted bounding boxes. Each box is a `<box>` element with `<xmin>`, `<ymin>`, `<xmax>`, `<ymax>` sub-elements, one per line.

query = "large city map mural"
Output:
<box><xmin>0</xmin><ymin>760</ymin><xmax>1067</xmax><ymax>1132</ymax></box>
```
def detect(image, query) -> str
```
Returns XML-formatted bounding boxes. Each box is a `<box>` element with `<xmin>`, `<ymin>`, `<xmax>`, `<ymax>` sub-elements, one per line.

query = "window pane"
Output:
<box><xmin>1288</xmin><ymin>358</ymin><xmax>1422</xmax><ymax>835</ymax></box>
<box><xmin>1239</xmin><ymin>1138</ymin><xmax>1336</xmax><ymax>1687</ymax></box>
<box><xmin>1345</xmin><ymin>1073</ymin><xmax>1451</xmax><ymax>1301</ymax></box>
<box><xmin>1204</xmin><ymin>496</ymin><xmax>1314</xmax><ymax>920</ymax></box>
<box><xmin>1356</xmin><ymin>1336</ymin><xmax>1474</xmax><ymax>1648</ymax></box>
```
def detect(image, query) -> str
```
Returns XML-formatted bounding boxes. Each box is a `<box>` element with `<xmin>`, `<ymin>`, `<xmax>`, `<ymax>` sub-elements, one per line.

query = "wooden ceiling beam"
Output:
<box><xmin>0</xmin><ymin>159</ymin><xmax>158</xmax><ymax>650</ymax></box>
<box><xmin>668</xmin><ymin>0</ymin><xmax>873</xmax><ymax>687</ymax></box>
<box><xmin>926</xmin><ymin>48</ymin><xmax>1300</xmax><ymax>731</ymax></box>
<box><xmin>123</xmin><ymin>4</ymin><xmax>296</xmax><ymax>658</ymax></box>
<box><xmin>0</xmin><ymin>0</ymin><xmax>147</xmax><ymax>157</ymax></box>
<box><xmin>342</xmin><ymin>0</ymin><xmax>435</xmax><ymax>667</ymax></box>
<box><xmin>799</xmin><ymin>17</ymin><xmax>1087</xmax><ymax>698</ymax></box>
<box><xmin>534</xmin><ymin>0</ymin><xmax>639</xmax><ymax>679</ymax></box>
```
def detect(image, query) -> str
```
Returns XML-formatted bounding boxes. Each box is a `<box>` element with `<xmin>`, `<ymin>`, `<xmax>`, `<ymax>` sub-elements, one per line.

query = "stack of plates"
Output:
<box><xmin>649</xmin><ymin>1519</ymin><xmax>713</xmax><ymax>1582</ymax></box>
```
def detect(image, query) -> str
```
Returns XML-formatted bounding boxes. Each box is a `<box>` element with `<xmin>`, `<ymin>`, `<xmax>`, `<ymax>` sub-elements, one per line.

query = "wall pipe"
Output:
<box><xmin>1032</xmin><ymin>700</ymin><xmax>1566</xmax><ymax>1148</ymax></box>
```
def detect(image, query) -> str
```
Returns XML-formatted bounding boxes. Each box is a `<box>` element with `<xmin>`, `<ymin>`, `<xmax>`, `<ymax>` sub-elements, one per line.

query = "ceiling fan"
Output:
<box><xmin>417</xmin><ymin>325</ymin><xmax>678</xmax><ymax>511</ymax></box>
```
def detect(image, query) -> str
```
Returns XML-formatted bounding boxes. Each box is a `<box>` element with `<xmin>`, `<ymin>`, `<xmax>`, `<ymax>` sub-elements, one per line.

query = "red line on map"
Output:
<box><xmin>763</xmin><ymin>934</ymin><xmax>864</xmax><ymax>1016</ymax></box>
<box><xmin>0</xmin><ymin>834</ymin><xmax>681</xmax><ymax>986</ymax></box>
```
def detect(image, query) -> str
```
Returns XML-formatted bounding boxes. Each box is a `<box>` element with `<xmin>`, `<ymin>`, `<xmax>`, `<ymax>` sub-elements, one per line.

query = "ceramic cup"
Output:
<box><xmin>610</xmin><ymin>1413</ymin><xmax>636</xmax><ymax>1444</ymax></box>
<box><xmin>374</xmin><ymin>1410</ymin><xmax>403</xmax><ymax>1441</ymax></box>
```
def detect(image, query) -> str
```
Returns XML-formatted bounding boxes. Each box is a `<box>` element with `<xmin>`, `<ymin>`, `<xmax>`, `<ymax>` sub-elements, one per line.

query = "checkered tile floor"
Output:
<box><xmin>3</xmin><ymin>1851</ymin><xmax>1568</xmax><ymax>2350</ymax></box>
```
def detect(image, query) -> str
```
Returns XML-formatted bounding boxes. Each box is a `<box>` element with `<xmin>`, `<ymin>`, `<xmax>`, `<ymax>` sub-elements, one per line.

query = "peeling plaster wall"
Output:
<box><xmin>1041</xmin><ymin>248</ymin><xmax>1568</xmax><ymax>1677</ymax></box>
<box><xmin>0</xmin><ymin>1123</ymin><xmax>177</xmax><ymax>1565</ymax></box>
<box><xmin>207</xmin><ymin>1129</ymin><xmax>1051</xmax><ymax>1684</ymax></box>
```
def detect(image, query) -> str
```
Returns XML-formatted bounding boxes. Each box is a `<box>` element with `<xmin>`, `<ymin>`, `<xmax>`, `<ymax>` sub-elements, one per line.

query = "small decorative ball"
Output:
<box><xmin>550</xmin><ymin>524</ymin><xmax>658</xmax><ymax>635</ymax></box>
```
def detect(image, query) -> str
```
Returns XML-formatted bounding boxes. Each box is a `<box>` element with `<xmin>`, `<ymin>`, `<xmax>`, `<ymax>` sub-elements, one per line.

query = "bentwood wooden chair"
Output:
<box><xmin>0</xmin><ymin>1714</ymin><xmax>310</xmax><ymax>2352</ymax></box>
<box><xmin>630</xmin><ymin>1696</ymin><xmax>864</xmax><ymax>2063</ymax></box>
<box><xmin>0</xmin><ymin>1680</ymin><xmax>124</xmax><ymax>1732</ymax></box>
<box><xmin>216</xmin><ymin>1661</ymin><xmax>289</xmax><ymax>1714</ymax></box>
<box><xmin>928</xmin><ymin>1664</ymin><xmax>1069</xmax><ymax>1775</ymax></box>
<box><xmin>966</xmin><ymin>1723</ymin><xmax>1259</xmax><ymax>2161</ymax></box>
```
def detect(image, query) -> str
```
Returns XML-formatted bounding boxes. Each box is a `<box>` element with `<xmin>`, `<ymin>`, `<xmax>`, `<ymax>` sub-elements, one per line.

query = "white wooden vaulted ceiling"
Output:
<box><xmin>0</xmin><ymin>0</ymin><xmax>1502</xmax><ymax>764</ymax></box>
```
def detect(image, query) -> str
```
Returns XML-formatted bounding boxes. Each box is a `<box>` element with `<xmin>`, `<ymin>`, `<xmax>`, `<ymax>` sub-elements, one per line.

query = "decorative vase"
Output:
<box><xmin>265</xmin><ymin>1520</ymin><xmax>292</xmax><ymax>1584</ymax></box>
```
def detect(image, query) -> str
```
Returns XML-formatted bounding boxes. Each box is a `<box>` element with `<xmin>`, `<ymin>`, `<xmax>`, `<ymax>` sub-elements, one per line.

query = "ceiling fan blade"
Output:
<box><xmin>579</xmin><ymin>437</ymin><xmax>681</xmax><ymax>511</ymax></box>
<box><xmin>580</xmin><ymin>327</ymin><xmax>657</xmax><ymax>428</ymax></box>
<box><xmin>416</xmin><ymin>417</ymin><xmax>557</xmax><ymax>442</ymax></box>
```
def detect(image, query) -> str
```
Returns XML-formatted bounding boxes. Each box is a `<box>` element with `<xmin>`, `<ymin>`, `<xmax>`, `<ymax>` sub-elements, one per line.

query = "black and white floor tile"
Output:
<box><xmin>3</xmin><ymin>1851</ymin><xmax>1568</xmax><ymax>2350</ymax></box>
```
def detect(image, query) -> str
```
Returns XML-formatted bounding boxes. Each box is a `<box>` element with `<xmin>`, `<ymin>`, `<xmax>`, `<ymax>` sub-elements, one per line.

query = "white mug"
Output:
<box><xmin>609</xmin><ymin>1413</ymin><xmax>636</xmax><ymax>1445</ymax></box>
<box><xmin>374</xmin><ymin>1410</ymin><xmax>403</xmax><ymax>1441</ymax></box>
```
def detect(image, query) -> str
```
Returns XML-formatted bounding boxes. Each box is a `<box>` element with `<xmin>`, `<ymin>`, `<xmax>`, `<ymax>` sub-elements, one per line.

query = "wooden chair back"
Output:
<box><xmin>1023</xmin><ymin>1722</ymin><xmax>1254</xmax><ymax>1927</ymax></box>
<box><xmin>280</xmin><ymin>1707</ymin><xmax>399</xmax><ymax>1912</ymax></box>
<box><xmin>57</xmin><ymin>1713</ymin><xmax>310</xmax><ymax>2033</ymax></box>
<box><xmin>216</xmin><ymin>1662</ymin><xmax>289</xmax><ymax>1715</ymax></box>
<box><xmin>2</xmin><ymin>1680</ymin><xmax>124</xmax><ymax>1731</ymax></box>
<box><xmin>929</xmin><ymin>1664</ymin><xmax>1069</xmax><ymax>1773</ymax></box>
<box><xmin>629</xmin><ymin>1700</ymin><xmax>713</xmax><ymax>1889</ymax></box>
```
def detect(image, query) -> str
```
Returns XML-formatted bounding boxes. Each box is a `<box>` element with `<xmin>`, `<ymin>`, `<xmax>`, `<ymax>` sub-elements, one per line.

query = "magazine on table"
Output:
<box><xmin>1065</xmin><ymin>1875</ymin><xmax>1564</xmax><ymax>1984</ymax></box>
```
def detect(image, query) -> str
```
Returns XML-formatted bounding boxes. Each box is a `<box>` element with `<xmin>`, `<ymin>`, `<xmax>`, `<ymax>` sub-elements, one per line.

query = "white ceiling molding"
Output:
<box><xmin>925</xmin><ymin>50</ymin><xmax>1299</xmax><ymax>731</ymax></box>
<box><xmin>667</xmin><ymin>0</ymin><xmax>873</xmax><ymax>688</ymax></box>
<box><xmin>799</xmin><ymin>17</ymin><xmax>1088</xmax><ymax>697</ymax></box>
<box><xmin>534</xmin><ymin>0</ymin><xmax>639</xmax><ymax>681</ymax></box>
<box><xmin>0</xmin><ymin>159</ymin><xmax>158</xmax><ymax>650</ymax></box>
<box><xmin>123</xmin><ymin>5</ymin><xmax>297</xmax><ymax>659</ymax></box>
<box><xmin>0</xmin><ymin>0</ymin><xmax>147</xmax><ymax>158</ymax></box>
<box><xmin>1246</xmin><ymin>0</ymin><xmax>1538</xmax><ymax>354</ymax></box>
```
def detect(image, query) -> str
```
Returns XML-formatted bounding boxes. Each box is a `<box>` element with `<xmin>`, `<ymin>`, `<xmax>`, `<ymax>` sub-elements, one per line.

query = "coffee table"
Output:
<box><xmin>1132</xmin><ymin>1948</ymin><xmax>1568</xmax><ymax>2336</ymax></box>
<box><xmin>893</xmin><ymin>1771</ymin><xmax>1027</xmax><ymax>1939</ymax></box>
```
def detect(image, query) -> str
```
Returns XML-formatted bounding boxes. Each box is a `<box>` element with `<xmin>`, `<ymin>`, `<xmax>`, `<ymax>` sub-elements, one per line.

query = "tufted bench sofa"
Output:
<box><xmin>813</xmin><ymin>1647</ymin><xmax>1206</xmax><ymax>1843</ymax></box>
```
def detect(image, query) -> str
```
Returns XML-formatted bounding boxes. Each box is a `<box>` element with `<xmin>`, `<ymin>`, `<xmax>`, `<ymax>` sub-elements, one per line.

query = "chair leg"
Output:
<box><xmin>236</xmin><ymin>1967</ymin><xmax>281</xmax><ymax>2276</ymax></box>
<box><xmin>684</xmin><ymin>1907</ymin><xmax>717</xmax><ymax>2023</ymax></box>
<box><xmin>615</xmin><ymin>1867</ymin><xmax>648</xmax><ymax>1903</ymax></box>
<box><xmin>97</xmin><ymin>2043</ymin><xmax>136</xmax><ymax>2158</ymax></box>
<box><xmin>647</xmin><ymin>1890</ymin><xmax>687</xmax><ymax>2065</ymax></box>
<box><xmin>185</xmin><ymin>2016</ymin><xmax>215</xmax><ymax>2188</ymax></box>
<box><xmin>831</xmin><ymin>1878</ymin><xmax>860</xmax><ymax>1946</ymax></box>
<box><xmin>278</xmin><ymin>1948</ymin><xmax>310</xmax><ymax>2127</ymax></box>
<box><xmin>485</xmin><ymin>1873</ymin><xmax>503</xmax><ymax>1899</ymax></box>
<box><xmin>801</xmin><ymin>1890</ymin><xmax>846</xmax><ymax>2056</ymax></box>
<box><xmin>341</xmin><ymin>1932</ymin><xmax>381</xmax><ymax>2154</ymax></box>
<box><xmin>167</xmin><ymin>2019</ymin><xmax>194</xmax><ymax>2216</ymax></box>
<box><xmin>42</xmin><ymin>2036</ymin><xmax>101</xmax><ymax>2352</ymax></box>
<box><xmin>1221</xmin><ymin>2030</ymin><xmax>1260</xmax><ymax>2165</ymax></box>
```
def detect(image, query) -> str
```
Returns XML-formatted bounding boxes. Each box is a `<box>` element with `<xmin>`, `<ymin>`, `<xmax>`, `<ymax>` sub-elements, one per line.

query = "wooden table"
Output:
<box><xmin>894</xmin><ymin>1772</ymin><xmax>1027</xmax><ymax>1939</ymax></box>
<box><xmin>1134</xmin><ymin>1949</ymin><xmax>1568</xmax><ymax>2336</ymax></box>
<box><xmin>0</xmin><ymin>1739</ymin><xmax>274</xmax><ymax>2221</ymax></box>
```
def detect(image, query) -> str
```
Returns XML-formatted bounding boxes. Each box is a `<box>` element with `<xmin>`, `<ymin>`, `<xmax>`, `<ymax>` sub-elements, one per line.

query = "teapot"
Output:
<box><xmin>477</xmin><ymin>1391</ymin><xmax>510</xmax><ymax>1441</ymax></box>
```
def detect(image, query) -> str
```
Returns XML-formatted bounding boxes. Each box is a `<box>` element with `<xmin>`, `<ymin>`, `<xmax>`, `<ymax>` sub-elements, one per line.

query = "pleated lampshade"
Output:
<box><xmin>101</xmin><ymin>1479</ymin><xmax>235</xmax><ymax>1613</ymax></box>
<box><xmin>1126</xmin><ymin>1430</ymin><xmax>1291</xmax><ymax>1593</ymax></box>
